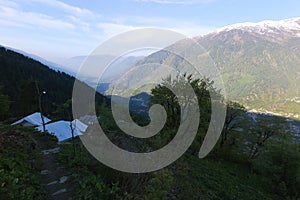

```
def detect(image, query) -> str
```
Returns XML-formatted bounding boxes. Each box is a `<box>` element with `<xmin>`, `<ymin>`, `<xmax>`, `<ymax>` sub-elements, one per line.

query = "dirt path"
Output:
<box><xmin>32</xmin><ymin>134</ymin><xmax>74</xmax><ymax>200</ymax></box>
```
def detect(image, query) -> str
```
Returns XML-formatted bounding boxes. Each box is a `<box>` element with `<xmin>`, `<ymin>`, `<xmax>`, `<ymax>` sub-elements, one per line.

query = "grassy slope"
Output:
<box><xmin>55</xmin><ymin>139</ymin><xmax>281</xmax><ymax>200</ymax></box>
<box><xmin>173</xmin><ymin>155</ymin><xmax>273</xmax><ymax>200</ymax></box>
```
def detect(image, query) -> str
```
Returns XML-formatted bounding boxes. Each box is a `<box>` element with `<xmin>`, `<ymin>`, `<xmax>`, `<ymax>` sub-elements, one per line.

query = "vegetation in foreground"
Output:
<box><xmin>0</xmin><ymin>124</ymin><xmax>48</xmax><ymax>199</ymax></box>
<box><xmin>1</xmin><ymin>74</ymin><xmax>300</xmax><ymax>200</ymax></box>
<box><xmin>56</xmin><ymin>74</ymin><xmax>300</xmax><ymax>199</ymax></box>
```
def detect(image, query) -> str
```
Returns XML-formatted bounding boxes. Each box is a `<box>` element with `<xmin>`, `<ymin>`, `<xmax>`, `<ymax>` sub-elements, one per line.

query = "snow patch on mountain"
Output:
<box><xmin>216</xmin><ymin>17</ymin><xmax>300</xmax><ymax>36</ymax></box>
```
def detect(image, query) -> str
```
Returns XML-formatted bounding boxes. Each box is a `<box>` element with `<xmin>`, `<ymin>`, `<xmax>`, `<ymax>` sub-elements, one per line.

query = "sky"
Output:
<box><xmin>1</xmin><ymin>0</ymin><xmax>300</xmax><ymax>63</ymax></box>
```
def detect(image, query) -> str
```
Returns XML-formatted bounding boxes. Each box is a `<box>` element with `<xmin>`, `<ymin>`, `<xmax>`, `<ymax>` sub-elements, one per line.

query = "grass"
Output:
<box><xmin>173</xmin><ymin>155</ymin><xmax>273</xmax><ymax>200</ymax></box>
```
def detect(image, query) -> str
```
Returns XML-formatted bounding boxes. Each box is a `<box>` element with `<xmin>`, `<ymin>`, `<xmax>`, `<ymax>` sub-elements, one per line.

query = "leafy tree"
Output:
<box><xmin>150</xmin><ymin>76</ymin><xmax>180</xmax><ymax>128</ymax></box>
<box><xmin>150</xmin><ymin>74</ymin><xmax>219</xmax><ymax>128</ymax></box>
<box><xmin>219</xmin><ymin>101</ymin><xmax>247</xmax><ymax>148</ymax></box>
<box><xmin>150</xmin><ymin>73</ymin><xmax>222</xmax><ymax>155</ymax></box>
<box><xmin>246</xmin><ymin>117</ymin><xmax>288</xmax><ymax>159</ymax></box>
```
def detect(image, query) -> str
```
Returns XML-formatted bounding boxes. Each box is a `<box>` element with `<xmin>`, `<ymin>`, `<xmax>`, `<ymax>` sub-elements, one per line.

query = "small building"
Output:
<box><xmin>36</xmin><ymin>119</ymin><xmax>88</xmax><ymax>142</ymax></box>
<box><xmin>11</xmin><ymin>112</ymin><xmax>51</xmax><ymax>127</ymax></box>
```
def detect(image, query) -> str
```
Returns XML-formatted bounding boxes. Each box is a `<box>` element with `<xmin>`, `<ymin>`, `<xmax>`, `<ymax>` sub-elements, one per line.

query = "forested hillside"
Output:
<box><xmin>0</xmin><ymin>47</ymin><xmax>107</xmax><ymax>119</ymax></box>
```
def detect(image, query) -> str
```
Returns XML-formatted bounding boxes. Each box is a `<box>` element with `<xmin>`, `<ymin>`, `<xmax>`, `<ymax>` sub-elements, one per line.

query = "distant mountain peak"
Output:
<box><xmin>214</xmin><ymin>17</ymin><xmax>300</xmax><ymax>37</ymax></box>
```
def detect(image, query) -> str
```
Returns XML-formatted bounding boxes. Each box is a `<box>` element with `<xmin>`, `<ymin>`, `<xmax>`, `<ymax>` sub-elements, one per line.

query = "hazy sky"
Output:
<box><xmin>1</xmin><ymin>0</ymin><xmax>300</xmax><ymax>62</ymax></box>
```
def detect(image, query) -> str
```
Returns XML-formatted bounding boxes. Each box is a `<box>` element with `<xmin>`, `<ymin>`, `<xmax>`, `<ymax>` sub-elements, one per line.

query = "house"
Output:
<box><xmin>36</xmin><ymin>119</ymin><xmax>88</xmax><ymax>142</ymax></box>
<box><xmin>11</xmin><ymin>112</ymin><xmax>51</xmax><ymax>127</ymax></box>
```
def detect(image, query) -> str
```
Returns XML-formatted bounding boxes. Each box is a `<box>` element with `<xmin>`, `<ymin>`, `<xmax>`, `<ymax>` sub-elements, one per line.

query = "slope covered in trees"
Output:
<box><xmin>0</xmin><ymin>47</ymin><xmax>107</xmax><ymax>119</ymax></box>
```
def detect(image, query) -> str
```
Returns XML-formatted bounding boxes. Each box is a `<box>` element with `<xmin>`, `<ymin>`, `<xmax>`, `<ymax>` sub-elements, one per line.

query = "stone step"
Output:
<box><xmin>41</xmin><ymin>147</ymin><xmax>60</xmax><ymax>155</ymax></box>
<box><xmin>40</xmin><ymin>169</ymin><xmax>50</xmax><ymax>175</ymax></box>
<box><xmin>52</xmin><ymin>188</ymin><xmax>67</xmax><ymax>196</ymax></box>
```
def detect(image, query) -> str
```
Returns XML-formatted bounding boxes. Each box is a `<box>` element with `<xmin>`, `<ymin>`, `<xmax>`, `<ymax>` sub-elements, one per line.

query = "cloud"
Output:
<box><xmin>29</xmin><ymin>0</ymin><xmax>100</xmax><ymax>19</ymax></box>
<box><xmin>0</xmin><ymin>1</ymin><xmax>99</xmax><ymax>60</ymax></box>
<box><xmin>0</xmin><ymin>3</ymin><xmax>75</xmax><ymax>30</ymax></box>
<box><xmin>0</xmin><ymin>0</ymin><xmax>103</xmax><ymax>33</ymax></box>
<box><xmin>134</xmin><ymin>0</ymin><xmax>214</xmax><ymax>5</ymax></box>
<box><xmin>1</xmin><ymin>0</ymin><xmax>19</xmax><ymax>8</ymax></box>
<box><xmin>0</xmin><ymin>0</ymin><xmax>218</xmax><ymax>61</ymax></box>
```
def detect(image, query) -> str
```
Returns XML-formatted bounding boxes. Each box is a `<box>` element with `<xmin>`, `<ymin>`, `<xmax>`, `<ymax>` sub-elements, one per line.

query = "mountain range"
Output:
<box><xmin>1</xmin><ymin>17</ymin><xmax>300</xmax><ymax>119</ymax></box>
<box><xmin>107</xmin><ymin>17</ymin><xmax>300</xmax><ymax>119</ymax></box>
